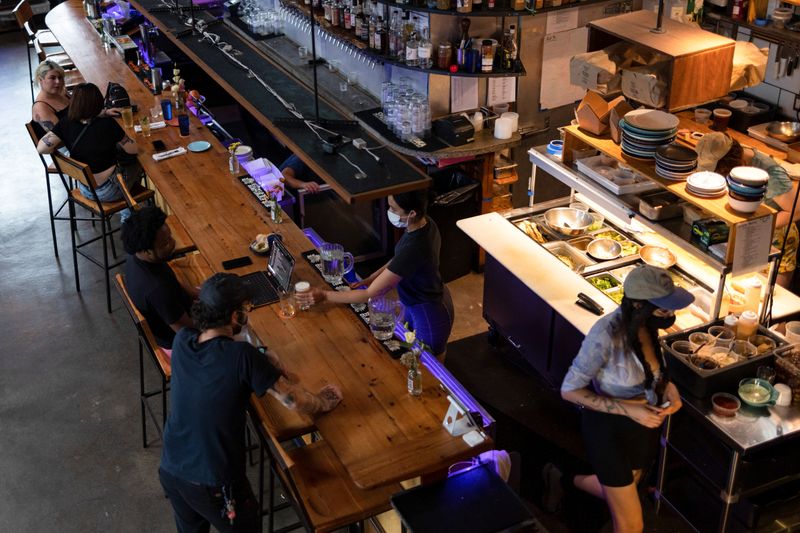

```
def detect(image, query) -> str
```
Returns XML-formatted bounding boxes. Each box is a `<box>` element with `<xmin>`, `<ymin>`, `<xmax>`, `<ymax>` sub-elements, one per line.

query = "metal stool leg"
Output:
<box><xmin>161</xmin><ymin>375</ymin><xmax>168</xmax><ymax>429</ymax></box>
<box><xmin>107</xmin><ymin>218</ymin><xmax>118</xmax><ymax>259</ymax></box>
<box><xmin>26</xmin><ymin>42</ymin><xmax>34</xmax><ymax>102</ymax></box>
<box><xmin>45</xmin><ymin>173</ymin><xmax>58</xmax><ymax>257</ymax></box>
<box><xmin>139</xmin><ymin>341</ymin><xmax>148</xmax><ymax>448</ymax></box>
<box><xmin>69</xmin><ymin>201</ymin><xmax>80</xmax><ymax>292</ymax></box>
<box><xmin>268</xmin><ymin>462</ymin><xmax>275</xmax><ymax>533</ymax></box>
<box><xmin>258</xmin><ymin>441</ymin><xmax>265</xmax><ymax>533</ymax></box>
<box><xmin>101</xmin><ymin>217</ymin><xmax>112</xmax><ymax>313</ymax></box>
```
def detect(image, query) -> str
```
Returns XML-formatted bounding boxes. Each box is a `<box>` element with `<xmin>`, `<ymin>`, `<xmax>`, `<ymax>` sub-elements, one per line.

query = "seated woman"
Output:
<box><xmin>279</xmin><ymin>154</ymin><xmax>323</xmax><ymax>194</ymax></box>
<box><xmin>296</xmin><ymin>190</ymin><xmax>455</xmax><ymax>360</ymax></box>
<box><xmin>31</xmin><ymin>60</ymin><xmax>71</xmax><ymax>132</ymax></box>
<box><xmin>37</xmin><ymin>83</ymin><xmax>140</xmax><ymax>221</ymax></box>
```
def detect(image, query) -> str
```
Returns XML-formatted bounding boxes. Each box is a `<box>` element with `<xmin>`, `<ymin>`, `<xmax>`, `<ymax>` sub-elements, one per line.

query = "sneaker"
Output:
<box><xmin>542</xmin><ymin>462</ymin><xmax>565</xmax><ymax>513</ymax></box>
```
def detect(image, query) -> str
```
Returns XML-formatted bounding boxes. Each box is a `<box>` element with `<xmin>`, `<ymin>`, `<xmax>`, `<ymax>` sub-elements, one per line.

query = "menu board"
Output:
<box><xmin>732</xmin><ymin>215</ymin><xmax>773</xmax><ymax>276</ymax></box>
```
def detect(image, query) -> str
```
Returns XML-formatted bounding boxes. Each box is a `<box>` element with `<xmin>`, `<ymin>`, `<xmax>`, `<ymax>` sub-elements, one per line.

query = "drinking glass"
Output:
<box><xmin>320</xmin><ymin>243</ymin><xmax>354</xmax><ymax>285</ymax></box>
<box><xmin>178</xmin><ymin>114</ymin><xmax>190</xmax><ymax>137</ymax></box>
<box><xmin>298</xmin><ymin>46</ymin><xmax>308</xmax><ymax>58</ymax></box>
<box><xmin>368</xmin><ymin>296</ymin><xmax>403</xmax><ymax>341</ymax></box>
<box><xmin>346</xmin><ymin>71</ymin><xmax>358</xmax><ymax>85</ymax></box>
<box><xmin>756</xmin><ymin>365</ymin><xmax>776</xmax><ymax>384</ymax></box>
<box><xmin>278</xmin><ymin>288</ymin><xmax>296</xmax><ymax>319</ymax></box>
<box><xmin>160</xmin><ymin>99</ymin><xmax>173</xmax><ymax>121</ymax></box>
<box><xmin>339</xmin><ymin>81</ymin><xmax>348</xmax><ymax>93</ymax></box>
<box><xmin>139</xmin><ymin>117</ymin><xmax>151</xmax><ymax>137</ymax></box>
<box><xmin>121</xmin><ymin>107</ymin><xmax>134</xmax><ymax>128</ymax></box>
<box><xmin>150</xmin><ymin>105</ymin><xmax>162</xmax><ymax>120</ymax></box>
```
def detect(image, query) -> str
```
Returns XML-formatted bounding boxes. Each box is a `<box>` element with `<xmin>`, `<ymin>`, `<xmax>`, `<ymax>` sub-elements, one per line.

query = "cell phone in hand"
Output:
<box><xmin>152</xmin><ymin>140</ymin><xmax>167</xmax><ymax>151</ymax></box>
<box><xmin>222</xmin><ymin>256</ymin><xmax>253</xmax><ymax>270</ymax></box>
<box><xmin>659</xmin><ymin>401</ymin><xmax>671</xmax><ymax>409</ymax></box>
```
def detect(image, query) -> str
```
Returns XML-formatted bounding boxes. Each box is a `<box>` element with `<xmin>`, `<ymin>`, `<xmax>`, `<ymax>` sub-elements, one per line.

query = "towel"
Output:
<box><xmin>134</xmin><ymin>121</ymin><xmax>167</xmax><ymax>133</ymax></box>
<box><xmin>152</xmin><ymin>147</ymin><xmax>187</xmax><ymax>161</ymax></box>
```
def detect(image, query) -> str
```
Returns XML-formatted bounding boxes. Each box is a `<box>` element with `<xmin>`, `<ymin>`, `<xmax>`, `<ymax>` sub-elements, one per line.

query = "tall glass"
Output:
<box><xmin>278</xmin><ymin>288</ymin><xmax>296</xmax><ymax>319</ymax></box>
<box><xmin>121</xmin><ymin>107</ymin><xmax>134</xmax><ymax>128</ymax></box>
<box><xmin>139</xmin><ymin>117</ymin><xmax>151</xmax><ymax>137</ymax></box>
<box><xmin>368</xmin><ymin>296</ymin><xmax>403</xmax><ymax>341</ymax></box>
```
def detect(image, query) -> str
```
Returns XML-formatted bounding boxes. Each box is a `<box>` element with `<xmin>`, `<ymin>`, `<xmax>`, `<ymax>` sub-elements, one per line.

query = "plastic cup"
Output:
<box><xmin>493</xmin><ymin>103</ymin><xmax>510</xmax><ymax>115</ymax></box>
<box><xmin>785</xmin><ymin>321</ymin><xmax>800</xmax><ymax>343</ymax></box>
<box><xmin>694</xmin><ymin>108</ymin><xmax>712</xmax><ymax>124</ymax></box>
<box><xmin>708</xmin><ymin>325</ymin><xmax>735</xmax><ymax>348</ymax></box>
<box><xmin>178</xmin><ymin>114</ymin><xmax>190</xmax><ymax>137</ymax></box>
<box><xmin>160</xmin><ymin>99</ymin><xmax>173</xmax><ymax>121</ymax></box>
<box><xmin>670</xmin><ymin>340</ymin><xmax>694</xmax><ymax>356</ymax></box>
<box><xmin>712</xmin><ymin>108</ymin><xmax>732</xmax><ymax>131</ymax></box>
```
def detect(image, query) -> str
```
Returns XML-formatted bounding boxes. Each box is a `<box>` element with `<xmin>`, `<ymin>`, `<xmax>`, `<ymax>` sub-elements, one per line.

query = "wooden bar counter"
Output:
<box><xmin>46</xmin><ymin>0</ymin><xmax>491</xmax><ymax>489</ymax></box>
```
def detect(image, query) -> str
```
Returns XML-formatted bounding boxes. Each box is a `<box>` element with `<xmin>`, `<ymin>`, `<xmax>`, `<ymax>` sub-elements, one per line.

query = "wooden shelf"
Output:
<box><xmin>706</xmin><ymin>13</ymin><xmax>800</xmax><ymax>49</ymax></box>
<box><xmin>370</xmin><ymin>0</ymin><xmax>613</xmax><ymax>18</ymax></box>
<box><xmin>587</xmin><ymin>11</ymin><xmax>735</xmax><ymax>111</ymax></box>
<box><xmin>282</xmin><ymin>1</ymin><xmax>526</xmax><ymax>77</ymax></box>
<box><xmin>561</xmin><ymin>120</ymin><xmax>776</xmax><ymax>227</ymax></box>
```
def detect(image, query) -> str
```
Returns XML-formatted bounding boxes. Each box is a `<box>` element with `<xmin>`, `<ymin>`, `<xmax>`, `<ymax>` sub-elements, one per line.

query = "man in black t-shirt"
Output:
<box><xmin>159</xmin><ymin>273</ymin><xmax>342</xmax><ymax>533</ymax></box>
<box><xmin>121</xmin><ymin>207</ymin><xmax>195</xmax><ymax>352</ymax></box>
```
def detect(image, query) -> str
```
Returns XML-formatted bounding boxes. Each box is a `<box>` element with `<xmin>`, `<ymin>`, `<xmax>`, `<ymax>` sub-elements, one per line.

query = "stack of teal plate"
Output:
<box><xmin>619</xmin><ymin>109</ymin><xmax>680</xmax><ymax>160</ymax></box>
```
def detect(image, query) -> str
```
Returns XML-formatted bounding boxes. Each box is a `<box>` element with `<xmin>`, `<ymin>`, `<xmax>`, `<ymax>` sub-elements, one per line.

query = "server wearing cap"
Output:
<box><xmin>159</xmin><ymin>273</ymin><xmax>342</xmax><ymax>533</ymax></box>
<box><xmin>546</xmin><ymin>266</ymin><xmax>694</xmax><ymax>532</ymax></box>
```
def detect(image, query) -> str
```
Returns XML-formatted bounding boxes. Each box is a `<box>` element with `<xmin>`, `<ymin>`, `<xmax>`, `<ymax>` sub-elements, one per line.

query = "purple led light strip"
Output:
<box><xmin>303</xmin><ymin>228</ymin><xmax>494</xmax><ymax>430</ymax></box>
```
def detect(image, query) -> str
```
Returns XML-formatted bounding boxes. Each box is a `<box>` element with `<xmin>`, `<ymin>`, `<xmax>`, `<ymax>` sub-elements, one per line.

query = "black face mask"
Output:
<box><xmin>647</xmin><ymin>314</ymin><xmax>676</xmax><ymax>330</ymax></box>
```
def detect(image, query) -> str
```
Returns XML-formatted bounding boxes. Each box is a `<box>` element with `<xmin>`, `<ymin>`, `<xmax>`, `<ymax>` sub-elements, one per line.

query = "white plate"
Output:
<box><xmin>624</xmin><ymin>109</ymin><xmax>681</xmax><ymax>131</ymax></box>
<box><xmin>188</xmin><ymin>140</ymin><xmax>212</xmax><ymax>153</ymax></box>
<box><xmin>687</xmin><ymin>171</ymin><xmax>726</xmax><ymax>192</ymax></box>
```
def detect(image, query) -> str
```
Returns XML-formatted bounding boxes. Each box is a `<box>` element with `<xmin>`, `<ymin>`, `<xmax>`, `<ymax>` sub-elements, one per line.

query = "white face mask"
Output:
<box><xmin>387</xmin><ymin>209</ymin><xmax>408</xmax><ymax>228</ymax></box>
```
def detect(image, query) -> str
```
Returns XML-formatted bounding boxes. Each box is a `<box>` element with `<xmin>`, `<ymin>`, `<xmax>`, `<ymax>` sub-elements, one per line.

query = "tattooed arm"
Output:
<box><xmin>117</xmin><ymin>134</ymin><xmax>139</xmax><ymax>155</ymax></box>
<box><xmin>561</xmin><ymin>388</ymin><xmax>664</xmax><ymax>428</ymax></box>
<box><xmin>267</xmin><ymin>377</ymin><xmax>342</xmax><ymax>415</ymax></box>
<box><xmin>37</xmin><ymin>130</ymin><xmax>62</xmax><ymax>154</ymax></box>
<box><xmin>32</xmin><ymin>102</ymin><xmax>58</xmax><ymax>132</ymax></box>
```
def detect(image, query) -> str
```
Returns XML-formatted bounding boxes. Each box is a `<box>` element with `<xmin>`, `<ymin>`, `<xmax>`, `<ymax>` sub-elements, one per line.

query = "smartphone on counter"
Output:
<box><xmin>222</xmin><ymin>256</ymin><xmax>253</xmax><ymax>270</ymax></box>
<box><xmin>152</xmin><ymin>140</ymin><xmax>167</xmax><ymax>152</ymax></box>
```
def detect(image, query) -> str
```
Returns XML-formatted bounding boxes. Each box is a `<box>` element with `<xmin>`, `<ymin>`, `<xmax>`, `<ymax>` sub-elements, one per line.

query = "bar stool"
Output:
<box><xmin>390</xmin><ymin>462</ymin><xmax>537</xmax><ymax>533</ymax></box>
<box><xmin>24</xmin><ymin>121</ymin><xmax>71</xmax><ymax>258</ymax></box>
<box><xmin>255</xmin><ymin>420</ymin><xmax>402</xmax><ymax>533</ymax></box>
<box><xmin>34</xmin><ymin>40</ymin><xmax>84</xmax><ymax>90</ymax></box>
<box><xmin>114</xmin><ymin>273</ymin><xmax>172</xmax><ymax>448</ymax></box>
<box><xmin>52</xmin><ymin>151</ymin><xmax>155</xmax><ymax>313</ymax></box>
<box><xmin>13</xmin><ymin>0</ymin><xmax>73</xmax><ymax>101</ymax></box>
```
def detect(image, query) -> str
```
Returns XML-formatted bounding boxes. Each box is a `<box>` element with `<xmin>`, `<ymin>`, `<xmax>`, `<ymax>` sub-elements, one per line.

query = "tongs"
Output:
<box><xmin>575</xmin><ymin>292</ymin><xmax>604</xmax><ymax>316</ymax></box>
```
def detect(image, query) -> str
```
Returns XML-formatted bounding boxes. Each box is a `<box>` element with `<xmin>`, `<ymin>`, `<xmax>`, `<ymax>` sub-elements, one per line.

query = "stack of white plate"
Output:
<box><xmin>686</xmin><ymin>171</ymin><xmax>726</xmax><ymax>198</ymax></box>
<box><xmin>655</xmin><ymin>143</ymin><xmax>698</xmax><ymax>181</ymax></box>
<box><xmin>620</xmin><ymin>109</ymin><xmax>680</xmax><ymax>160</ymax></box>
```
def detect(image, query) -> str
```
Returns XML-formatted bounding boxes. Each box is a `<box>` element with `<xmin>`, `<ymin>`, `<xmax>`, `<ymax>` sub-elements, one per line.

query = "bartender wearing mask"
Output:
<box><xmin>296</xmin><ymin>190</ymin><xmax>454</xmax><ymax>360</ymax></box>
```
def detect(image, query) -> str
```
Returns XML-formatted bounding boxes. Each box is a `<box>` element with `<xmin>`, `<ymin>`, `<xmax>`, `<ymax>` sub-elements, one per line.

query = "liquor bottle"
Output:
<box><xmin>338</xmin><ymin>0</ymin><xmax>346</xmax><ymax>27</ymax></box>
<box><xmin>507</xmin><ymin>24</ymin><xmax>518</xmax><ymax>70</ymax></box>
<box><xmin>324</xmin><ymin>0</ymin><xmax>332</xmax><ymax>22</ymax></box>
<box><xmin>376</xmin><ymin>17</ymin><xmax>388</xmax><ymax>54</ymax></box>
<box><xmin>344</xmin><ymin>0</ymin><xmax>353</xmax><ymax>30</ymax></box>
<box><xmin>418</xmin><ymin>26</ymin><xmax>433</xmax><ymax>69</ymax></box>
<box><xmin>388</xmin><ymin>12</ymin><xmax>400</xmax><ymax>59</ymax></box>
<box><xmin>331</xmin><ymin>0</ymin><xmax>341</xmax><ymax>26</ymax></box>
<box><xmin>368</xmin><ymin>3</ymin><xmax>378</xmax><ymax>49</ymax></box>
<box><xmin>474</xmin><ymin>0</ymin><xmax>482</xmax><ymax>10</ymax></box>
<box><xmin>487</xmin><ymin>0</ymin><xmax>495</xmax><ymax>8</ymax></box>
<box><xmin>405</xmin><ymin>31</ymin><xmax>419</xmax><ymax>66</ymax></box>
<box><xmin>313</xmin><ymin>0</ymin><xmax>324</xmax><ymax>16</ymax></box>
<box><xmin>355</xmin><ymin>2</ymin><xmax>367</xmax><ymax>40</ymax></box>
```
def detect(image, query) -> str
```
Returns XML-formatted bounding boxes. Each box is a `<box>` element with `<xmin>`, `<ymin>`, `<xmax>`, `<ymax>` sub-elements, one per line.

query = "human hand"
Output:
<box><xmin>296</xmin><ymin>288</ymin><xmax>327</xmax><ymax>307</ymax></box>
<box><xmin>301</xmin><ymin>181</ymin><xmax>321</xmax><ymax>194</ymax></box>
<box><xmin>318</xmin><ymin>384</ymin><xmax>342</xmax><ymax>411</ymax></box>
<box><xmin>624</xmin><ymin>402</ymin><xmax>666</xmax><ymax>429</ymax></box>
<box><xmin>349</xmin><ymin>279</ymin><xmax>369</xmax><ymax>290</ymax></box>
<box><xmin>104</xmin><ymin>107</ymin><xmax>122</xmax><ymax>117</ymax></box>
<box><xmin>660</xmin><ymin>382</ymin><xmax>682</xmax><ymax>416</ymax></box>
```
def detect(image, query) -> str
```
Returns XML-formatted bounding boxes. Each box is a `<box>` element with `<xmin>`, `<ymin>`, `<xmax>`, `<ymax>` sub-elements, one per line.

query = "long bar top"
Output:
<box><xmin>47</xmin><ymin>0</ymin><xmax>491</xmax><ymax>489</ymax></box>
<box><xmin>130</xmin><ymin>0</ymin><xmax>431</xmax><ymax>203</ymax></box>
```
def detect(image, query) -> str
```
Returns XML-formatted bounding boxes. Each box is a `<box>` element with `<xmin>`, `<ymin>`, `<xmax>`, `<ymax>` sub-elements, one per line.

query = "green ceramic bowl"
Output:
<box><xmin>738</xmin><ymin>378</ymin><xmax>778</xmax><ymax>407</ymax></box>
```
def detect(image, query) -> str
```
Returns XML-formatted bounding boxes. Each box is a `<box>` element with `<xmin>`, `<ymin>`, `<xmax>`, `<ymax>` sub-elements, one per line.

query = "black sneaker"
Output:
<box><xmin>542</xmin><ymin>463</ymin><xmax>565</xmax><ymax>513</ymax></box>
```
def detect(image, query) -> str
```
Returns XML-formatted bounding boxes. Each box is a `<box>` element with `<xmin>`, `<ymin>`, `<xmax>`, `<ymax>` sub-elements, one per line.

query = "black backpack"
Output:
<box><xmin>104</xmin><ymin>82</ymin><xmax>131</xmax><ymax>109</ymax></box>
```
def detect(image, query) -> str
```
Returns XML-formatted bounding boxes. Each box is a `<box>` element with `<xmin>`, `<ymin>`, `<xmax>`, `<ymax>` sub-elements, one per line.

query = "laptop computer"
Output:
<box><xmin>239</xmin><ymin>239</ymin><xmax>295</xmax><ymax>307</ymax></box>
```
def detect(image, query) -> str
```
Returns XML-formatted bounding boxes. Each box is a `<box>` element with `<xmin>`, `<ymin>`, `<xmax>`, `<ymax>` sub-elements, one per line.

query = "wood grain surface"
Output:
<box><xmin>47</xmin><ymin>0</ymin><xmax>491</xmax><ymax>489</ymax></box>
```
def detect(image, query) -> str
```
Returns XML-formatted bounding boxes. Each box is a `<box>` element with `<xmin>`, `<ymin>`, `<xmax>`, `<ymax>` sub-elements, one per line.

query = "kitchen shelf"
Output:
<box><xmin>370</xmin><ymin>0</ymin><xmax>613</xmax><ymax>18</ymax></box>
<box><xmin>282</xmin><ymin>1</ymin><xmax>527</xmax><ymax>77</ymax></box>
<box><xmin>706</xmin><ymin>12</ymin><xmax>800</xmax><ymax>50</ymax></box>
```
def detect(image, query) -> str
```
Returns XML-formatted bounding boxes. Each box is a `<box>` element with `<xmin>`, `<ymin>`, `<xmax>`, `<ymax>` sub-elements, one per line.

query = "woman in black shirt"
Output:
<box><xmin>31</xmin><ymin>60</ymin><xmax>71</xmax><ymax>132</ymax></box>
<box><xmin>37</xmin><ymin>83</ymin><xmax>139</xmax><ymax>220</ymax></box>
<box><xmin>297</xmin><ymin>190</ymin><xmax>454</xmax><ymax>359</ymax></box>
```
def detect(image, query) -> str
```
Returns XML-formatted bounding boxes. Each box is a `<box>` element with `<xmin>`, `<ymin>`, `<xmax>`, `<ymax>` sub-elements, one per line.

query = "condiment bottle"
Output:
<box><xmin>724</xmin><ymin>313</ymin><xmax>738</xmax><ymax>330</ymax></box>
<box><xmin>736</xmin><ymin>310</ymin><xmax>758</xmax><ymax>340</ymax></box>
<box><xmin>480</xmin><ymin>39</ymin><xmax>493</xmax><ymax>72</ymax></box>
<box><xmin>744</xmin><ymin>277</ymin><xmax>762</xmax><ymax>314</ymax></box>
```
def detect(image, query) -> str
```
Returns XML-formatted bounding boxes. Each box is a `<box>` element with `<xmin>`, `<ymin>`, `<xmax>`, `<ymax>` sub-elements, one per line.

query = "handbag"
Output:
<box><xmin>104</xmin><ymin>82</ymin><xmax>131</xmax><ymax>109</ymax></box>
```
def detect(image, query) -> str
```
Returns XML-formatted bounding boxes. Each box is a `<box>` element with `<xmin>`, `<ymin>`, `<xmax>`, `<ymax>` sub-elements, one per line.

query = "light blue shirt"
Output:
<box><xmin>561</xmin><ymin>308</ymin><xmax>659</xmax><ymax>405</ymax></box>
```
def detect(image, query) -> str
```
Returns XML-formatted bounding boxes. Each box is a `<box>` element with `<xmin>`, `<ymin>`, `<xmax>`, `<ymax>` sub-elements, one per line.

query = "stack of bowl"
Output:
<box><xmin>771</xmin><ymin>7</ymin><xmax>793</xmax><ymax>29</ymax></box>
<box><xmin>686</xmin><ymin>171</ymin><xmax>726</xmax><ymax>198</ymax></box>
<box><xmin>620</xmin><ymin>109</ymin><xmax>679</xmax><ymax>160</ymax></box>
<box><xmin>727</xmin><ymin>166</ymin><xmax>769</xmax><ymax>213</ymax></box>
<box><xmin>655</xmin><ymin>143</ymin><xmax>698</xmax><ymax>180</ymax></box>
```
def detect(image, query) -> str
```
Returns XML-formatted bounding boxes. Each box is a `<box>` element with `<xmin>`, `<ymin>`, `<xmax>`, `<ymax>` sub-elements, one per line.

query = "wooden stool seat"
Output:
<box><xmin>69</xmin><ymin>184</ymin><xmax>155</xmax><ymax>216</ymax></box>
<box><xmin>251</xmin><ymin>393</ymin><xmax>316</xmax><ymax>443</ymax></box>
<box><xmin>34</xmin><ymin>28</ymin><xmax>60</xmax><ymax>47</ymax></box>
<box><xmin>282</xmin><ymin>439</ymin><xmax>401</xmax><ymax>533</ymax></box>
<box><xmin>64</xmin><ymin>69</ymin><xmax>84</xmax><ymax>89</ymax></box>
<box><xmin>39</xmin><ymin>51</ymin><xmax>74</xmax><ymax>69</ymax></box>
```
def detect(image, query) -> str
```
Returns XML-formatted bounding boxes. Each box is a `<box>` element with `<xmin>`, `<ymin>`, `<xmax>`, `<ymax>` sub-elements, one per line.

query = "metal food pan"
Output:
<box><xmin>544</xmin><ymin>242</ymin><xmax>595</xmax><ymax>272</ymax></box>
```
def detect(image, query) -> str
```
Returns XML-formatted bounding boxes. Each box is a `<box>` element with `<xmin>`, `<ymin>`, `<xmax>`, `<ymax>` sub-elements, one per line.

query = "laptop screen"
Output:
<box><xmin>267</xmin><ymin>240</ymin><xmax>295</xmax><ymax>293</ymax></box>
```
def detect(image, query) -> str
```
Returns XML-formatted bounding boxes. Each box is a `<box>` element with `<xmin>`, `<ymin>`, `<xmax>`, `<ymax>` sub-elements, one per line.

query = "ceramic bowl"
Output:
<box><xmin>727</xmin><ymin>177</ymin><xmax>767</xmax><ymax>195</ymax></box>
<box><xmin>727</xmin><ymin>195</ymin><xmax>763</xmax><ymax>214</ymax></box>
<box><xmin>738</xmin><ymin>378</ymin><xmax>778</xmax><ymax>407</ymax></box>
<box><xmin>711</xmin><ymin>392</ymin><xmax>741</xmax><ymax>417</ymax></box>
<box><xmin>729</xmin><ymin>166</ymin><xmax>769</xmax><ymax>186</ymax></box>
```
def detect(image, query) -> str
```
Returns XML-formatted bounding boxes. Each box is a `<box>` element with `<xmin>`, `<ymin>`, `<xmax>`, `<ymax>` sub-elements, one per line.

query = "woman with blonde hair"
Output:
<box><xmin>31</xmin><ymin>60</ymin><xmax>71</xmax><ymax>132</ymax></box>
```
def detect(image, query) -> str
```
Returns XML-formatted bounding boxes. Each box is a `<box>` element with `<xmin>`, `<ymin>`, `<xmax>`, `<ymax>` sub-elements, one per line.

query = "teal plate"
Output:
<box><xmin>188</xmin><ymin>141</ymin><xmax>212</xmax><ymax>153</ymax></box>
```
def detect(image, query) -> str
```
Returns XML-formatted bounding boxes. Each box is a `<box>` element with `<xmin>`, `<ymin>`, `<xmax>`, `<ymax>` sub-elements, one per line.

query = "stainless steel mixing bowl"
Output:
<box><xmin>586</xmin><ymin>238</ymin><xmax>622</xmax><ymax>260</ymax></box>
<box><xmin>766</xmin><ymin>121</ymin><xmax>800</xmax><ymax>143</ymax></box>
<box><xmin>543</xmin><ymin>207</ymin><xmax>594</xmax><ymax>236</ymax></box>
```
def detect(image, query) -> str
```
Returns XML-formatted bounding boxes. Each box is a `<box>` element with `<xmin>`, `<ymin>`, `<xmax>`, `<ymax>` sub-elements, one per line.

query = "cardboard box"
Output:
<box><xmin>621</xmin><ymin>62</ymin><xmax>669</xmax><ymax>109</ymax></box>
<box><xmin>575</xmin><ymin>91</ymin><xmax>626</xmax><ymax>136</ymax></box>
<box><xmin>570</xmin><ymin>50</ymin><xmax>620</xmax><ymax>95</ymax></box>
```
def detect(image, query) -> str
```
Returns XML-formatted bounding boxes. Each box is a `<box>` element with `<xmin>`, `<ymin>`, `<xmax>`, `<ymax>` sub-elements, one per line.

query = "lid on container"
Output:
<box><xmin>724</xmin><ymin>314</ymin><xmax>739</xmax><ymax>326</ymax></box>
<box><xmin>235</xmin><ymin>145</ymin><xmax>253</xmax><ymax>155</ymax></box>
<box><xmin>741</xmin><ymin>310</ymin><xmax>758</xmax><ymax>321</ymax></box>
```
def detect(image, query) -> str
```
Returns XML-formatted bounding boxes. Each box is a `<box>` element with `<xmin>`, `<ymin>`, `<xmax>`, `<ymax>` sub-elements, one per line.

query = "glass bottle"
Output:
<box><xmin>480</xmin><ymin>39</ymin><xmax>493</xmax><ymax>72</ymax></box>
<box><xmin>407</xmin><ymin>366</ymin><xmax>422</xmax><ymax>396</ymax></box>
<box><xmin>344</xmin><ymin>0</ymin><xmax>353</xmax><ymax>30</ymax></box>
<box><xmin>229</xmin><ymin>153</ymin><xmax>239</xmax><ymax>174</ymax></box>
<box><xmin>418</xmin><ymin>27</ymin><xmax>433</xmax><ymax>69</ymax></box>
<box><xmin>374</xmin><ymin>17</ymin><xmax>386</xmax><ymax>54</ymax></box>
<box><xmin>388</xmin><ymin>12</ymin><xmax>399</xmax><ymax>59</ymax></box>
<box><xmin>368</xmin><ymin>3</ymin><xmax>378</xmax><ymax>49</ymax></box>
<box><xmin>331</xmin><ymin>1</ymin><xmax>340</xmax><ymax>26</ymax></box>
<box><xmin>473</xmin><ymin>0</ymin><xmax>482</xmax><ymax>10</ymax></box>
<box><xmin>355</xmin><ymin>2</ymin><xmax>367</xmax><ymax>41</ymax></box>
<box><xmin>405</xmin><ymin>31</ymin><xmax>419</xmax><ymax>66</ymax></box>
<box><xmin>324</xmin><ymin>0</ymin><xmax>332</xmax><ymax>22</ymax></box>
<box><xmin>427</xmin><ymin>0</ymin><xmax>437</xmax><ymax>8</ymax></box>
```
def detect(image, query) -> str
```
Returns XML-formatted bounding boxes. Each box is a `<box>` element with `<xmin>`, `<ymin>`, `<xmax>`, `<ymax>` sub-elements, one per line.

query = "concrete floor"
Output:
<box><xmin>0</xmin><ymin>28</ymin><xmax>490</xmax><ymax>531</ymax></box>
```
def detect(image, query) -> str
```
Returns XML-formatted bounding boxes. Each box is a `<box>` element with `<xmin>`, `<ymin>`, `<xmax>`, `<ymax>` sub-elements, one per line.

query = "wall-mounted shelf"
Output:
<box><xmin>705</xmin><ymin>12</ymin><xmax>800</xmax><ymax>52</ymax></box>
<box><xmin>282</xmin><ymin>1</ymin><xmax>526</xmax><ymax>77</ymax></box>
<box><xmin>371</xmin><ymin>0</ymin><xmax>616</xmax><ymax>18</ymax></box>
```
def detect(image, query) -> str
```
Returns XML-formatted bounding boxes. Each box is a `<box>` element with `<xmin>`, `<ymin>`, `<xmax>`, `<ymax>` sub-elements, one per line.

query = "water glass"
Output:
<box><xmin>278</xmin><ymin>288</ymin><xmax>296</xmax><ymax>319</ymax></box>
<box><xmin>346</xmin><ymin>71</ymin><xmax>358</xmax><ymax>85</ymax></box>
<box><xmin>160</xmin><ymin>99</ymin><xmax>173</xmax><ymax>121</ymax></box>
<box><xmin>756</xmin><ymin>365</ymin><xmax>776</xmax><ymax>384</ymax></box>
<box><xmin>298</xmin><ymin>46</ymin><xmax>308</xmax><ymax>58</ymax></box>
<box><xmin>320</xmin><ymin>243</ymin><xmax>354</xmax><ymax>285</ymax></box>
<box><xmin>339</xmin><ymin>81</ymin><xmax>348</xmax><ymax>93</ymax></box>
<box><xmin>121</xmin><ymin>107</ymin><xmax>134</xmax><ymax>128</ymax></box>
<box><xmin>178</xmin><ymin>114</ymin><xmax>190</xmax><ymax>137</ymax></box>
<box><xmin>368</xmin><ymin>296</ymin><xmax>403</xmax><ymax>341</ymax></box>
<box><xmin>150</xmin><ymin>105</ymin><xmax>161</xmax><ymax>120</ymax></box>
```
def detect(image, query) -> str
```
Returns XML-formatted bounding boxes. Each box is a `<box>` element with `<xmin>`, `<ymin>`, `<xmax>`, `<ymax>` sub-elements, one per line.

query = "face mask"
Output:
<box><xmin>387</xmin><ymin>209</ymin><xmax>408</xmax><ymax>228</ymax></box>
<box><xmin>647</xmin><ymin>314</ymin><xmax>676</xmax><ymax>330</ymax></box>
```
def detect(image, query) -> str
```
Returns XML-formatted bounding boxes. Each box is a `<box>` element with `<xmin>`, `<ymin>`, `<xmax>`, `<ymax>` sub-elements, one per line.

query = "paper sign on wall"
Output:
<box><xmin>451</xmin><ymin>77</ymin><xmax>479</xmax><ymax>113</ymax></box>
<box><xmin>546</xmin><ymin>7</ymin><xmax>579</xmax><ymax>34</ymax></box>
<box><xmin>732</xmin><ymin>215</ymin><xmax>773</xmax><ymax>276</ymax></box>
<box><xmin>540</xmin><ymin>27</ymin><xmax>588</xmax><ymax>110</ymax></box>
<box><xmin>487</xmin><ymin>78</ymin><xmax>516</xmax><ymax>107</ymax></box>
